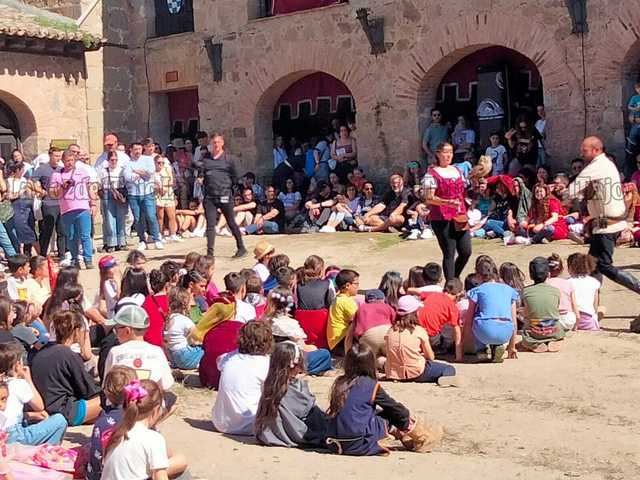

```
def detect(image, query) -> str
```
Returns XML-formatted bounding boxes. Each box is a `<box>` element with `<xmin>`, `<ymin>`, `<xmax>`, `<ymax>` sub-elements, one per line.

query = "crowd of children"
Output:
<box><xmin>0</xmin><ymin>234</ymin><xmax>610</xmax><ymax>477</ymax></box>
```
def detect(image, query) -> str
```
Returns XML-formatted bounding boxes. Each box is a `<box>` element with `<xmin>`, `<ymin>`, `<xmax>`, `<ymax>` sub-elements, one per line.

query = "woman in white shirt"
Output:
<box><xmin>212</xmin><ymin>321</ymin><xmax>272</xmax><ymax>435</ymax></box>
<box><xmin>98</xmin><ymin>151</ymin><xmax>127</xmax><ymax>252</ymax></box>
<box><xmin>273</xmin><ymin>136</ymin><xmax>288</xmax><ymax>169</ymax></box>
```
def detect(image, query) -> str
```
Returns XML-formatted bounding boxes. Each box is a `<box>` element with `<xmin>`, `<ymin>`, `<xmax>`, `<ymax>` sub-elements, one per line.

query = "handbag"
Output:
<box><xmin>107</xmin><ymin>170</ymin><xmax>127</xmax><ymax>204</ymax></box>
<box><xmin>453</xmin><ymin>213</ymin><xmax>470</xmax><ymax>231</ymax></box>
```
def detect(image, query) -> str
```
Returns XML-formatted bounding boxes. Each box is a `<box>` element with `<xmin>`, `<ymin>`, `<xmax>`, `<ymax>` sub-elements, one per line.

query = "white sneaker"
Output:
<box><xmin>514</xmin><ymin>236</ymin><xmax>532</xmax><ymax>245</ymax></box>
<box><xmin>155</xmin><ymin>241</ymin><xmax>164</xmax><ymax>250</ymax></box>
<box><xmin>421</xmin><ymin>228</ymin><xmax>433</xmax><ymax>239</ymax></box>
<box><xmin>137</xmin><ymin>242</ymin><xmax>147</xmax><ymax>251</ymax></box>
<box><xmin>193</xmin><ymin>228</ymin><xmax>206</xmax><ymax>238</ymax></box>
<box><xmin>220</xmin><ymin>228</ymin><xmax>231</xmax><ymax>237</ymax></box>
<box><xmin>320</xmin><ymin>225</ymin><xmax>336</xmax><ymax>233</ymax></box>
<box><xmin>171</xmin><ymin>234</ymin><xmax>184</xmax><ymax>243</ymax></box>
<box><xmin>503</xmin><ymin>231</ymin><xmax>514</xmax><ymax>247</ymax></box>
<box><xmin>407</xmin><ymin>229</ymin><xmax>420</xmax><ymax>240</ymax></box>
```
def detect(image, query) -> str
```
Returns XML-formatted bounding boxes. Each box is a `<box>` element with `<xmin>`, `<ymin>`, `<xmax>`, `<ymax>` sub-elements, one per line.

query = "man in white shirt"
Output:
<box><xmin>94</xmin><ymin>133</ymin><xmax>130</xmax><ymax>171</ymax></box>
<box><xmin>123</xmin><ymin>142</ymin><xmax>163</xmax><ymax>250</ymax></box>
<box><xmin>103</xmin><ymin>305</ymin><xmax>175</xmax><ymax>390</ymax></box>
<box><xmin>568</xmin><ymin>136</ymin><xmax>640</xmax><ymax>293</ymax></box>
<box><xmin>192</xmin><ymin>131</ymin><xmax>209</xmax><ymax>164</ymax></box>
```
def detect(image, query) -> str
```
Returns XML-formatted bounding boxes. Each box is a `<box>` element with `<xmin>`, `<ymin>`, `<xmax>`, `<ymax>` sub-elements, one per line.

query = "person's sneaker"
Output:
<box><xmin>541</xmin><ymin>237</ymin><xmax>550</xmax><ymax>244</ymax></box>
<box><xmin>491</xmin><ymin>344</ymin><xmax>506</xmax><ymax>363</ymax></box>
<box><xmin>155</xmin><ymin>241</ymin><xmax>164</xmax><ymax>250</ymax></box>
<box><xmin>170</xmin><ymin>235</ymin><xmax>184</xmax><ymax>243</ymax></box>
<box><xmin>486</xmin><ymin>231</ymin><xmax>497</xmax><ymax>239</ymax></box>
<box><xmin>358</xmin><ymin>224</ymin><xmax>372</xmax><ymax>233</ymax></box>
<box><xmin>568</xmin><ymin>231</ymin><xmax>584</xmax><ymax>245</ymax></box>
<box><xmin>116</xmin><ymin>245</ymin><xmax>127</xmax><ymax>251</ymax></box>
<box><xmin>476</xmin><ymin>346</ymin><xmax>491</xmax><ymax>362</ymax></box>
<box><xmin>232</xmin><ymin>247</ymin><xmax>248</xmax><ymax>259</ymax></box>
<box><xmin>181</xmin><ymin>231</ymin><xmax>192</xmax><ymax>239</ymax></box>
<box><xmin>503</xmin><ymin>231</ymin><xmax>514</xmax><ymax>247</ymax></box>
<box><xmin>319</xmin><ymin>225</ymin><xmax>336</xmax><ymax>233</ymax></box>
<box><xmin>406</xmin><ymin>229</ymin><xmax>420</xmax><ymax>240</ymax></box>
<box><xmin>84</xmin><ymin>261</ymin><xmax>95</xmax><ymax>270</ymax></box>
<box><xmin>514</xmin><ymin>236</ymin><xmax>532</xmax><ymax>245</ymax></box>
<box><xmin>193</xmin><ymin>228</ymin><xmax>206</xmax><ymax>238</ymax></box>
<box><xmin>137</xmin><ymin>242</ymin><xmax>147</xmax><ymax>251</ymax></box>
<box><xmin>421</xmin><ymin>228</ymin><xmax>433</xmax><ymax>239</ymax></box>
<box><xmin>437</xmin><ymin>375</ymin><xmax>461</xmax><ymax>388</ymax></box>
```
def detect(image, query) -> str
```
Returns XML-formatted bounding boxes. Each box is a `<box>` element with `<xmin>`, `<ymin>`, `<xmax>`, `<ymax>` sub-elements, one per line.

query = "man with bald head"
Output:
<box><xmin>568</xmin><ymin>136</ymin><xmax>640</xmax><ymax>293</ymax></box>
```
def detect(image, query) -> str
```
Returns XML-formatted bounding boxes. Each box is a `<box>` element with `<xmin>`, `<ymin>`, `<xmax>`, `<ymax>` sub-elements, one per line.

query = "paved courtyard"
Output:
<box><xmin>73</xmin><ymin>233</ymin><xmax>640</xmax><ymax>480</ymax></box>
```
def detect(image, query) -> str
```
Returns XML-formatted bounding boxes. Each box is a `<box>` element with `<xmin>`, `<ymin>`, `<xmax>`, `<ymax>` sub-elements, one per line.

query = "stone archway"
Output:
<box><xmin>0</xmin><ymin>90</ymin><xmax>37</xmax><ymax>157</ymax></box>
<box><xmin>392</xmin><ymin>12</ymin><xmax>584</xmax><ymax>166</ymax></box>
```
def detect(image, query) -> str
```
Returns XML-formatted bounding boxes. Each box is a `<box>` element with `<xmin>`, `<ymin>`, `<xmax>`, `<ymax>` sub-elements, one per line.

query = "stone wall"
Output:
<box><xmin>128</xmin><ymin>0</ymin><xmax>640</xmax><ymax>178</ymax></box>
<box><xmin>0</xmin><ymin>51</ymin><xmax>88</xmax><ymax>157</ymax></box>
<box><xmin>23</xmin><ymin>0</ymin><xmax>82</xmax><ymax>18</ymax></box>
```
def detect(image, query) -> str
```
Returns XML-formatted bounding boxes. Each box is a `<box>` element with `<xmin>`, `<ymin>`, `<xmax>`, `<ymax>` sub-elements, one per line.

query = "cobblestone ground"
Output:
<box><xmin>71</xmin><ymin>233</ymin><xmax>640</xmax><ymax>480</ymax></box>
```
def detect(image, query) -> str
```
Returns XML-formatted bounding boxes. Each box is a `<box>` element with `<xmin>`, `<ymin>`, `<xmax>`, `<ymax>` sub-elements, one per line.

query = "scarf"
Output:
<box><xmin>188</xmin><ymin>292</ymin><xmax>236</xmax><ymax>344</ymax></box>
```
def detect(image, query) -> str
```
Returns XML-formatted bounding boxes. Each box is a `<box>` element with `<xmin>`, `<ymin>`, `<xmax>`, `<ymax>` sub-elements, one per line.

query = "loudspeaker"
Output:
<box><xmin>205</xmin><ymin>40</ymin><xmax>223</xmax><ymax>82</ymax></box>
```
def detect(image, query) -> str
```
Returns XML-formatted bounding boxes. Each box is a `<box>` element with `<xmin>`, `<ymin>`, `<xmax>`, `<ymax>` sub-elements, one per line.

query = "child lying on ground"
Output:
<box><xmin>326</xmin><ymin>344</ymin><xmax>443</xmax><ymax>456</ymax></box>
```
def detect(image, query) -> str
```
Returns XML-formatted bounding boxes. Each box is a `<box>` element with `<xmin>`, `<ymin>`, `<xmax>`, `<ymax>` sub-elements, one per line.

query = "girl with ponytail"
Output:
<box><xmin>262</xmin><ymin>287</ymin><xmax>333</xmax><ymax>376</ymax></box>
<box><xmin>102</xmin><ymin>379</ymin><xmax>187</xmax><ymax>480</ymax></box>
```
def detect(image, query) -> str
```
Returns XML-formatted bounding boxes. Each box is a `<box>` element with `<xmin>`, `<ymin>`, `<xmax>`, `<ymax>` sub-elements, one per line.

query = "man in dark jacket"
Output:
<box><xmin>193</xmin><ymin>133</ymin><xmax>247</xmax><ymax>258</ymax></box>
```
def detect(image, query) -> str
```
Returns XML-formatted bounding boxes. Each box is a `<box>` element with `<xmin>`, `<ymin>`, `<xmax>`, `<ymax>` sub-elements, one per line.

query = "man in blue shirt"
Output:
<box><xmin>122</xmin><ymin>142</ymin><xmax>163</xmax><ymax>250</ymax></box>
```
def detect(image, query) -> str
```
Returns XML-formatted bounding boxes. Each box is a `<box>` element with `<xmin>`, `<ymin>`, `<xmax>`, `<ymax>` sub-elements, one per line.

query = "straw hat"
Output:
<box><xmin>253</xmin><ymin>240</ymin><xmax>275</xmax><ymax>260</ymax></box>
<box><xmin>469</xmin><ymin>155</ymin><xmax>493</xmax><ymax>180</ymax></box>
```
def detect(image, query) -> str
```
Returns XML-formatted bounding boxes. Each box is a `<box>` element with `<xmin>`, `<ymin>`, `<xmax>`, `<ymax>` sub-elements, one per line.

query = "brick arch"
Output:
<box><xmin>0</xmin><ymin>90</ymin><xmax>38</xmax><ymax>157</ymax></box>
<box><xmin>392</xmin><ymin>13</ymin><xmax>584</xmax><ymax>163</ymax></box>
<box><xmin>235</xmin><ymin>41</ymin><xmax>372</xmax><ymax>172</ymax></box>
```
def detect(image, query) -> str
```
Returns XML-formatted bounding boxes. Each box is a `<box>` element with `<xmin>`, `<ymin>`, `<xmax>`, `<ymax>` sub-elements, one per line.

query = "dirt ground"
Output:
<box><xmin>71</xmin><ymin>233</ymin><xmax>640</xmax><ymax>480</ymax></box>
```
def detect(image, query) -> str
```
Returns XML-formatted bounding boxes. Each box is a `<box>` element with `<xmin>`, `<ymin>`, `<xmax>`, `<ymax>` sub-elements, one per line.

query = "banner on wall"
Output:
<box><xmin>272</xmin><ymin>0</ymin><xmax>338</xmax><ymax>15</ymax></box>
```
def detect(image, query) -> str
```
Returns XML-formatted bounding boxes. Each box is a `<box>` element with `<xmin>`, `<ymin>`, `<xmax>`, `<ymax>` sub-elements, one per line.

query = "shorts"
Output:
<box><xmin>69</xmin><ymin>399</ymin><xmax>87</xmax><ymax>427</ymax></box>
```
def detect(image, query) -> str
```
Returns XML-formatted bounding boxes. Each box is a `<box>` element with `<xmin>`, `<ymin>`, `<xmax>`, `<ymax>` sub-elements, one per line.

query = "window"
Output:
<box><xmin>154</xmin><ymin>0</ymin><xmax>194</xmax><ymax>37</ymax></box>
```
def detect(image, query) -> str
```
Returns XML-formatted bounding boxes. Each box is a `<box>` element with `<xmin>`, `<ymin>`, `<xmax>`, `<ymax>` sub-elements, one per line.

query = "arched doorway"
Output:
<box><xmin>0</xmin><ymin>100</ymin><xmax>20</xmax><ymax>159</ymax></box>
<box><xmin>434</xmin><ymin>46</ymin><xmax>543</xmax><ymax>148</ymax></box>
<box><xmin>271</xmin><ymin>72</ymin><xmax>356</xmax><ymax>154</ymax></box>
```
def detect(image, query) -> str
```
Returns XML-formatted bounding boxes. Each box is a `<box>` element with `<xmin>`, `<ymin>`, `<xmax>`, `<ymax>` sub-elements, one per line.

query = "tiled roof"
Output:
<box><xmin>0</xmin><ymin>0</ymin><xmax>102</xmax><ymax>50</ymax></box>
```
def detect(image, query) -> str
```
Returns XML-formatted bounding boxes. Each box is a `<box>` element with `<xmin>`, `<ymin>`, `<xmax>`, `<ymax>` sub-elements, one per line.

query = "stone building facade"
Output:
<box><xmin>119</xmin><ymin>0</ymin><xmax>640</xmax><ymax>177</ymax></box>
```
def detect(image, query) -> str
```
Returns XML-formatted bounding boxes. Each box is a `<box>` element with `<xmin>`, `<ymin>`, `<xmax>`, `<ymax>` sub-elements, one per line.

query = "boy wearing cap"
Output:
<box><xmin>520</xmin><ymin>257</ymin><xmax>565</xmax><ymax>353</ymax></box>
<box><xmin>103</xmin><ymin>305</ymin><xmax>174</xmax><ymax>390</ymax></box>
<box><xmin>252</xmin><ymin>240</ymin><xmax>275</xmax><ymax>283</ymax></box>
<box><xmin>351</xmin><ymin>289</ymin><xmax>395</xmax><ymax>358</ymax></box>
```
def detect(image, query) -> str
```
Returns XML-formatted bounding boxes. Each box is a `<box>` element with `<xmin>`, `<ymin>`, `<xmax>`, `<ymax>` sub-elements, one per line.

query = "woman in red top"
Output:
<box><xmin>424</xmin><ymin>142</ymin><xmax>471</xmax><ymax>281</ymax></box>
<box><xmin>142</xmin><ymin>269</ymin><xmax>170</xmax><ymax>347</ymax></box>
<box><xmin>527</xmin><ymin>184</ymin><xmax>568</xmax><ymax>243</ymax></box>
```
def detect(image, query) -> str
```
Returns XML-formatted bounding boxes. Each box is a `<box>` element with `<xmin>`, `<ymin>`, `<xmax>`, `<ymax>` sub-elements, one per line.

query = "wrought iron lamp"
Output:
<box><xmin>356</xmin><ymin>8</ymin><xmax>386</xmax><ymax>55</ymax></box>
<box><xmin>205</xmin><ymin>39</ymin><xmax>223</xmax><ymax>82</ymax></box>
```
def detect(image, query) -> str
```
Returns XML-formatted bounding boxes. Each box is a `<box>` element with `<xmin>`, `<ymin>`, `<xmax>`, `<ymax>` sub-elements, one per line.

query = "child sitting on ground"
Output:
<box><xmin>326</xmin><ymin>343</ymin><xmax>443</xmax><ymax>455</ymax></box>
<box><xmin>499</xmin><ymin>262</ymin><xmax>526</xmax><ymax>328</ymax></box>
<box><xmin>262</xmin><ymin>287</ymin><xmax>333</xmax><ymax>376</ymax></box>
<box><xmin>252</xmin><ymin>241</ymin><xmax>275</xmax><ymax>283</ymax></box>
<box><xmin>212</xmin><ymin>321</ymin><xmax>273</xmax><ymax>435</ymax></box>
<box><xmin>6</xmin><ymin>255</ymin><xmax>29</xmax><ymax>301</ymax></box>
<box><xmin>96</xmin><ymin>255</ymin><xmax>120</xmax><ymax>321</ymax></box>
<box><xmin>176</xmin><ymin>198</ymin><xmax>206</xmax><ymax>238</ymax></box>
<box><xmin>263</xmin><ymin>254</ymin><xmax>291</xmax><ymax>294</ymax></box>
<box><xmin>385</xmin><ymin>296</ymin><xmax>458</xmax><ymax>387</ymax></box>
<box><xmin>0</xmin><ymin>342</ymin><xmax>67</xmax><ymax>445</ymax></box>
<box><xmin>351</xmin><ymin>289</ymin><xmax>395</xmax><ymax>364</ymax></box>
<box><xmin>102</xmin><ymin>379</ymin><xmax>187</xmax><ymax>480</ymax></box>
<box><xmin>224</xmin><ymin>272</ymin><xmax>257</xmax><ymax>324</ymax></box>
<box><xmin>327</xmin><ymin>269</ymin><xmax>360</xmax><ymax>353</ymax></box>
<box><xmin>547</xmin><ymin>253</ymin><xmax>580</xmax><ymax>331</ymax></box>
<box><xmin>567</xmin><ymin>253</ymin><xmax>601</xmax><ymax>331</ymax></box>
<box><xmin>180</xmin><ymin>252</ymin><xmax>200</xmax><ymax>276</ymax></box>
<box><xmin>416</xmin><ymin>264</ymin><xmax>462</xmax><ymax>360</ymax></box>
<box><xmin>86</xmin><ymin>366</ymin><xmax>136</xmax><ymax>480</ymax></box>
<box><xmin>244</xmin><ymin>271</ymin><xmax>267</xmax><ymax>318</ymax></box>
<box><xmin>519</xmin><ymin>257</ymin><xmax>565</xmax><ymax>353</ymax></box>
<box><xmin>180</xmin><ymin>270</ymin><xmax>208</xmax><ymax>325</ymax></box>
<box><xmin>404</xmin><ymin>266</ymin><xmax>426</xmax><ymax>293</ymax></box>
<box><xmin>165</xmin><ymin>287</ymin><xmax>204</xmax><ymax>370</ymax></box>
<box><xmin>408</xmin><ymin>263</ymin><xmax>444</xmax><ymax>295</ymax></box>
<box><xmin>255</xmin><ymin>342</ymin><xmax>328</xmax><ymax>448</ymax></box>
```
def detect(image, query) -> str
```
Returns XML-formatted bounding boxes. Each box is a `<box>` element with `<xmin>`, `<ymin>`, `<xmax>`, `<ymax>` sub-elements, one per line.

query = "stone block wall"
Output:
<box><xmin>125</xmin><ymin>0</ymin><xmax>640</xmax><ymax>178</ymax></box>
<box><xmin>24</xmin><ymin>0</ymin><xmax>82</xmax><ymax>18</ymax></box>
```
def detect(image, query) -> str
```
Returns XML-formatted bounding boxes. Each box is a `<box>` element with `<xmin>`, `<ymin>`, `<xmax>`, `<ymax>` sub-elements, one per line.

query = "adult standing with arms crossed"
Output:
<box><xmin>568</xmin><ymin>136</ymin><xmax>640</xmax><ymax>293</ymax></box>
<box><xmin>423</xmin><ymin>142</ymin><xmax>471</xmax><ymax>281</ymax></box>
<box><xmin>194</xmin><ymin>133</ymin><xmax>247</xmax><ymax>258</ymax></box>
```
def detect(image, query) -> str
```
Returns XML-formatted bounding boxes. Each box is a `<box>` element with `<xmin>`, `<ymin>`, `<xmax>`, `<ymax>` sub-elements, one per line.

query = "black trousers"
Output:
<box><xmin>203</xmin><ymin>196</ymin><xmax>244</xmax><ymax>256</ymax></box>
<box><xmin>39</xmin><ymin>203</ymin><xmax>66</xmax><ymax>258</ymax></box>
<box><xmin>589</xmin><ymin>232</ymin><xmax>640</xmax><ymax>293</ymax></box>
<box><xmin>431</xmin><ymin>220</ymin><xmax>472</xmax><ymax>281</ymax></box>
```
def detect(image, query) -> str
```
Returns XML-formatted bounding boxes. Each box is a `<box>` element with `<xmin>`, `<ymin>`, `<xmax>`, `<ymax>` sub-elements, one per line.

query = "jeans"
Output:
<box><xmin>304</xmin><ymin>348</ymin><xmax>332</xmax><ymax>375</ymax></box>
<box><xmin>62</xmin><ymin>209</ymin><xmax>93</xmax><ymax>264</ymax></box>
<box><xmin>431</xmin><ymin>220</ymin><xmax>472</xmax><ymax>281</ymax></box>
<box><xmin>7</xmin><ymin>413</ymin><xmax>68</xmax><ymax>445</ymax></box>
<box><xmin>473</xmin><ymin>318</ymin><xmax>514</xmax><ymax>351</ymax></box>
<box><xmin>414</xmin><ymin>360</ymin><xmax>456</xmax><ymax>383</ymax></box>
<box><xmin>39</xmin><ymin>203</ymin><xmax>66</xmax><ymax>257</ymax></box>
<box><xmin>244</xmin><ymin>221</ymin><xmax>279</xmax><ymax>235</ymax></box>
<box><xmin>101</xmin><ymin>194</ymin><xmax>127</xmax><ymax>247</ymax></box>
<box><xmin>484</xmin><ymin>218</ymin><xmax>506</xmax><ymax>237</ymax></box>
<box><xmin>589</xmin><ymin>232</ymin><xmax>640</xmax><ymax>293</ymax></box>
<box><xmin>170</xmin><ymin>345</ymin><xmax>204</xmax><ymax>370</ymax></box>
<box><xmin>128</xmin><ymin>194</ymin><xmax>161</xmax><ymax>243</ymax></box>
<box><xmin>0</xmin><ymin>221</ymin><xmax>16</xmax><ymax>256</ymax></box>
<box><xmin>203</xmin><ymin>196</ymin><xmax>244</xmax><ymax>256</ymax></box>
